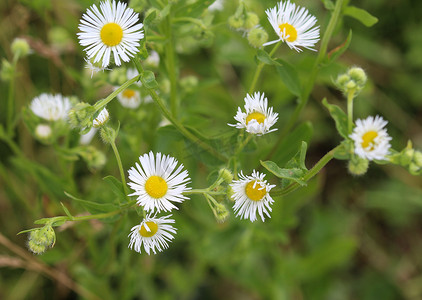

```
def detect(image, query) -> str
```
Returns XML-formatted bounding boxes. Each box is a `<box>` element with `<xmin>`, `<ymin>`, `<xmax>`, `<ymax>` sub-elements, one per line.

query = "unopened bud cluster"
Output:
<box><xmin>335</xmin><ymin>67</ymin><xmax>367</xmax><ymax>96</ymax></box>
<box><xmin>68</xmin><ymin>102</ymin><xmax>96</xmax><ymax>130</ymax></box>
<box><xmin>348</xmin><ymin>155</ymin><xmax>369</xmax><ymax>176</ymax></box>
<box><xmin>228</xmin><ymin>3</ymin><xmax>268</xmax><ymax>48</ymax></box>
<box><xmin>27</xmin><ymin>225</ymin><xmax>56</xmax><ymax>255</ymax></box>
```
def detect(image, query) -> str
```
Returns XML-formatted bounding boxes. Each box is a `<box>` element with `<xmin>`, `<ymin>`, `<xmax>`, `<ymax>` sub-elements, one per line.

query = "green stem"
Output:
<box><xmin>7</xmin><ymin>56</ymin><xmax>18</xmax><ymax>137</ymax></box>
<box><xmin>110</xmin><ymin>139</ymin><xmax>129</xmax><ymax>203</ymax></box>
<box><xmin>266</xmin><ymin>0</ymin><xmax>344</xmax><ymax>160</ymax></box>
<box><xmin>183</xmin><ymin>189</ymin><xmax>226</xmax><ymax>196</ymax></box>
<box><xmin>132</xmin><ymin>59</ymin><xmax>228</xmax><ymax>162</ymax></box>
<box><xmin>93</xmin><ymin>75</ymin><xmax>140</xmax><ymax>111</ymax></box>
<box><xmin>271</xmin><ymin>146</ymin><xmax>339</xmax><ymax>197</ymax></box>
<box><xmin>347</xmin><ymin>89</ymin><xmax>356</xmax><ymax>134</ymax></box>
<box><xmin>248</xmin><ymin>41</ymin><xmax>282</xmax><ymax>94</ymax></box>
<box><xmin>165</xmin><ymin>14</ymin><xmax>178</xmax><ymax>116</ymax></box>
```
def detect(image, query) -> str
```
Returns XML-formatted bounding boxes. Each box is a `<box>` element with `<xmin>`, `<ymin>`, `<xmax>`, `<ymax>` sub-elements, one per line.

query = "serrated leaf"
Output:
<box><xmin>274</xmin><ymin>58</ymin><xmax>301</xmax><ymax>97</ymax></box>
<box><xmin>322</xmin><ymin>98</ymin><xmax>348</xmax><ymax>139</ymax></box>
<box><xmin>344</xmin><ymin>6</ymin><xmax>378</xmax><ymax>27</ymax></box>
<box><xmin>261</xmin><ymin>160</ymin><xmax>307</xmax><ymax>186</ymax></box>
<box><xmin>325</xmin><ymin>30</ymin><xmax>352</xmax><ymax>65</ymax></box>
<box><xmin>103</xmin><ymin>175</ymin><xmax>127</xmax><ymax>203</ymax></box>
<box><xmin>65</xmin><ymin>191</ymin><xmax>118</xmax><ymax>214</ymax></box>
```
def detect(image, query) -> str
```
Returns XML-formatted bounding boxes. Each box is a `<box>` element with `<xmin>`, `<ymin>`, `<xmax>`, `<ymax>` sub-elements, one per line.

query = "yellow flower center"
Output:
<box><xmin>122</xmin><ymin>89</ymin><xmax>136</xmax><ymax>98</ymax></box>
<box><xmin>139</xmin><ymin>221</ymin><xmax>158</xmax><ymax>237</ymax></box>
<box><xmin>361</xmin><ymin>130</ymin><xmax>378</xmax><ymax>149</ymax></box>
<box><xmin>279</xmin><ymin>23</ymin><xmax>298</xmax><ymax>42</ymax></box>
<box><xmin>245</xmin><ymin>181</ymin><xmax>266</xmax><ymax>201</ymax></box>
<box><xmin>100</xmin><ymin>23</ymin><xmax>123</xmax><ymax>46</ymax></box>
<box><xmin>145</xmin><ymin>175</ymin><xmax>168</xmax><ymax>199</ymax></box>
<box><xmin>246</xmin><ymin>112</ymin><xmax>266</xmax><ymax>125</ymax></box>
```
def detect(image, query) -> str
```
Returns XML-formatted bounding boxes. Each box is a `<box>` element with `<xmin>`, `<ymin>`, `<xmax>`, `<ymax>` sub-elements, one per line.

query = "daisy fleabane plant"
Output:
<box><xmin>128</xmin><ymin>152</ymin><xmax>191</xmax><ymax>212</ymax></box>
<box><xmin>229</xmin><ymin>92</ymin><xmax>278</xmax><ymax>135</ymax></box>
<box><xmin>30</xmin><ymin>93</ymin><xmax>72</xmax><ymax>121</ymax></box>
<box><xmin>230</xmin><ymin>170</ymin><xmax>276</xmax><ymax>222</ymax></box>
<box><xmin>350</xmin><ymin>115</ymin><xmax>392</xmax><ymax>161</ymax></box>
<box><xmin>264</xmin><ymin>0</ymin><xmax>320</xmax><ymax>51</ymax></box>
<box><xmin>128</xmin><ymin>214</ymin><xmax>177</xmax><ymax>255</ymax></box>
<box><xmin>77</xmin><ymin>1</ymin><xmax>144</xmax><ymax>68</ymax></box>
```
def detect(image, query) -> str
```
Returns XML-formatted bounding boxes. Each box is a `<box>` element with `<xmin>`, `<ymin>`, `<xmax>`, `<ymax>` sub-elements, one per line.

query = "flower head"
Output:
<box><xmin>77</xmin><ymin>1</ymin><xmax>144</xmax><ymax>68</ymax></box>
<box><xmin>93</xmin><ymin>108</ymin><xmax>110</xmax><ymax>128</ymax></box>
<box><xmin>350</xmin><ymin>115</ymin><xmax>392</xmax><ymax>161</ymax></box>
<box><xmin>115</xmin><ymin>86</ymin><xmax>141</xmax><ymax>109</ymax></box>
<box><xmin>230</xmin><ymin>170</ymin><xmax>275</xmax><ymax>222</ymax></box>
<box><xmin>30</xmin><ymin>93</ymin><xmax>72</xmax><ymax>121</ymax></box>
<box><xmin>128</xmin><ymin>151</ymin><xmax>191</xmax><ymax>212</ymax></box>
<box><xmin>128</xmin><ymin>214</ymin><xmax>177</xmax><ymax>255</ymax></box>
<box><xmin>264</xmin><ymin>1</ymin><xmax>320</xmax><ymax>51</ymax></box>
<box><xmin>229</xmin><ymin>92</ymin><xmax>278</xmax><ymax>135</ymax></box>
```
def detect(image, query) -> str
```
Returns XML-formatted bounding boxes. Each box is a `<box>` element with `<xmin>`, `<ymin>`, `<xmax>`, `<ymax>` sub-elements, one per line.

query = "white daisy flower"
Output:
<box><xmin>79</xmin><ymin>127</ymin><xmax>98</xmax><ymax>145</ymax></box>
<box><xmin>144</xmin><ymin>50</ymin><xmax>160</xmax><ymax>68</ymax></box>
<box><xmin>77</xmin><ymin>0</ymin><xmax>144</xmax><ymax>68</ymax></box>
<box><xmin>229</xmin><ymin>92</ymin><xmax>278</xmax><ymax>136</ymax></box>
<box><xmin>128</xmin><ymin>214</ymin><xmax>177</xmax><ymax>255</ymax></box>
<box><xmin>128</xmin><ymin>151</ymin><xmax>191</xmax><ymax>212</ymax></box>
<box><xmin>30</xmin><ymin>93</ymin><xmax>72</xmax><ymax>121</ymax></box>
<box><xmin>115</xmin><ymin>86</ymin><xmax>141</xmax><ymax>109</ymax></box>
<box><xmin>264</xmin><ymin>0</ymin><xmax>320</xmax><ymax>51</ymax></box>
<box><xmin>350</xmin><ymin>115</ymin><xmax>392</xmax><ymax>161</ymax></box>
<box><xmin>93</xmin><ymin>107</ymin><xmax>109</xmax><ymax>128</ymax></box>
<box><xmin>84</xmin><ymin>58</ymin><xmax>110</xmax><ymax>78</ymax></box>
<box><xmin>230</xmin><ymin>170</ymin><xmax>276</xmax><ymax>222</ymax></box>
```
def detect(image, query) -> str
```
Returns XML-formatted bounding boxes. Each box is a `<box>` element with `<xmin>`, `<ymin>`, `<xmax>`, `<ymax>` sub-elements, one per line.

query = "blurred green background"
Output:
<box><xmin>1</xmin><ymin>0</ymin><xmax>422</xmax><ymax>299</ymax></box>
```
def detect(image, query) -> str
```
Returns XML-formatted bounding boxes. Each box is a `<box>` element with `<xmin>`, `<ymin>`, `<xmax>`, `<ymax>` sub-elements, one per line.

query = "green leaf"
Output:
<box><xmin>103</xmin><ymin>175</ymin><xmax>127</xmax><ymax>203</ymax></box>
<box><xmin>274</xmin><ymin>58</ymin><xmax>301</xmax><ymax>97</ymax></box>
<box><xmin>324</xmin><ymin>30</ymin><xmax>352</xmax><ymax>65</ymax></box>
<box><xmin>143</xmin><ymin>10</ymin><xmax>156</xmax><ymax>26</ymax></box>
<box><xmin>60</xmin><ymin>202</ymin><xmax>73</xmax><ymax>218</ymax></box>
<box><xmin>34</xmin><ymin>218</ymin><xmax>66</xmax><ymax>226</ymax></box>
<box><xmin>141</xmin><ymin>70</ymin><xmax>158</xmax><ymax>89</ymax></box>
<box><xmin>322</xmin><ymin>98</ymin><xmax>348</xmax><ymax>139</ymax></box>
<box><xmin>65</xmin><ymin>191</ymin><xmax>118</xmax><ymax>214</ymax></box>
<box><xmin>344</xmin><ymin>6</ymin><xmax>378</xmax><ymax>27</ymax></box>
<box><xmin>260</xmin><ymin>160</ymin><xmax>307</xmax><ymax>186</ymax></box>
<box><xmin>321</xmin><ymin>0</ymin><xmax>335</xmax><ymax>10</ymax></box>
<box><xmin>256</xmin><ymin>49</ymin><xmax>275</xmax><ymax>65</ymax></box>
<box><xmin>333</xmin><ymin>140</ymin><xmax>353</xmax><ymax>160</ymax></box>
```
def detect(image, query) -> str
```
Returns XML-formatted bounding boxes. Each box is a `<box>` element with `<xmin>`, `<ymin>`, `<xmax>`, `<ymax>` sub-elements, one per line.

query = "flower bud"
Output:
<box><xmin>218</xmin><ymin>168</ymin><xmax>233</xmax><ymax>184</ymax></box>
<box><xmin>413</xmin><ymin>151</ymin><xmax>422</xmax><ymax>167</ymax></box>
<box><xmin>243</xmin><ymin>12</ymin><xmax>259</xmax><ymax>30</ymax></box>
<box><xmin>228</xmin><ymin>15</ymin><xmax>245</xmax><ymax>29</ymax></box>
<box><xmin>79</xmin><ymin>146</ymin><xmax>106</xmax><ymax>170</ymax></box>
<box><xmin>213</xmin><ymin>203</ymin><xmax>230</xmax><ymax>223</ymax></box>
<box><xmin>28</xmin><ymin>225</ymin><xmax>56</xmax><ymax>255</ymax></box>
<box><xmin>348</xmin><ymin>155</ymin><xmax>369</xmax><ymax>176</ymax></box>
<box><xmin>68</xmin><ymin>102</ymin><xmax>96</xmax><ymax>130</ymax></box>
<box><xmin>35</xmin><ymin>124</ymin><xmax>52</xmax><ymax>140</ymax></box>
<box><xmin>11</xmin><ymin>38</ymin><xmax>31</xmax><ymax>59</ymax></box>
<box><xmin>93</xmin><ymin>108</ymin><xmax>110</xmax><ymax>128</ymax></box>
<box><xmin>100</xmin><ymin>126</ymin><xmax>117</xmax><ymax>144</ymax></box>
<box><xmin>247</xmin><ymin>26</ymin><xmax>268</xmax><ymax>48</ymax></box>
<box><xmin>348</xmin><ymin>67</ymin><xmax>367</xmax><ymax>87</ymax></box>
<box><xmin>408</xmin><ymin>163</ymin><xmax>421</xmax><ymax>175</ymax></box>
